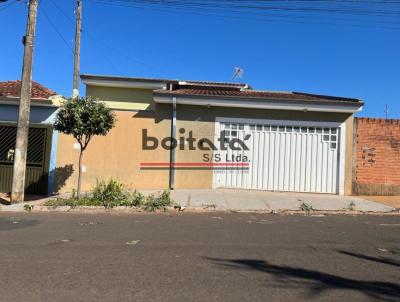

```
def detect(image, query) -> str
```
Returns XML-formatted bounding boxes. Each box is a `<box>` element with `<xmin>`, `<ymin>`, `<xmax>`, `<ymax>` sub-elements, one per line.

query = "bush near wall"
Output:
<box><xmin>353</xmin><ymin>118</ymin><xmax>400</xmax><ymax>195</ymax></box>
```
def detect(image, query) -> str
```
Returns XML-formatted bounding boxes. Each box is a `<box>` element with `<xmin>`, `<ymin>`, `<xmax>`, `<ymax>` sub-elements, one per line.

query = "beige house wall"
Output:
<box><xmin>55</xmin><ymin>109</ymin><xmax>171</xmax><ymax>193</ymax></box>
<box><xmin>56</xmin><ymin>100</ymin><xmax>355</xmax><ymax>195</ymax></box>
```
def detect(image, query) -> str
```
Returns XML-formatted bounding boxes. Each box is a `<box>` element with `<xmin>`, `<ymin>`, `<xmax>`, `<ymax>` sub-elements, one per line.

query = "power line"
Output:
<box><xmin>0</xmin><ymin>0</ymin><xmax>17</xmax><ymax>12</ymax></box>
<box><xmin>83</xmin><ymin>28</ymin><xmax>161</xmax><ymax>72</ymax></box>
<box><xmin>48</xmin><ymin>0</ymin><xmax>75</xmax><ymax>24</ymax></box>
<box><xmin>95</xmin><ymin>0</ymin><xmax>400</xmax><ymax>18</ymax></box>
<box><xmin>40</xmin><ymin>3</ymin><xmax>74</xmax><ymax>54</ymax></box>
<box><xmin>46</xmin><ymin>0</ymin><xmax>160</xmax><ymax>72</ymax></box>
<box><xmin>88</xmin><ymin>0</ymin><xmax>400</xmax><ymax>26</ymax></box>
<box><xmin>87</xmin><ymin>0</ymin><xmax>400</xmax><ymax>30</ymax></box>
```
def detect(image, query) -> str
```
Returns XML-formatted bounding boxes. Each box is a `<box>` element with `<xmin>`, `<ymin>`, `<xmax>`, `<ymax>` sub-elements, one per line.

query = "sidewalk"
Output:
<box><xmin>358</xmin><ymin>195</ymin><xmax>400</xmax><ymax>209</ymax></box>
<box><xmin>0</xmin><ymin>189</ymin><xmax>396</xmax><ymax>213</ymax></box>
<box><xmin>168</xmin><ymin>189</ymin><xmax>396</xmax><ymax>213</ymax></box>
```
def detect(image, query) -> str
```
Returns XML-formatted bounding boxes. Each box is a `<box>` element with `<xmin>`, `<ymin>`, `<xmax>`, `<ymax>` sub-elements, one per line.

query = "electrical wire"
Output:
<box><xmin>87</xmin><ymin>0</ymin><xmax>400</xmax><ymax>29</ymax></box>
<box><xmin>48</xmin><ymin>0</ymin><xmax>75</xmax><ymax>24</ymax></box>
<box><xmin>40</xmin><ymin>4</ymin><xmax>75</xmax><ymax>54</ymax></box>
<box><xmin>88</xmin><ymin>0</ymin><xmax>400</xmax><ymax>30</ymax></box>
<box><xmin>95</xmin><ymin>0</ymin><xmax>400</xmax><ymax>18</ymax></box>
<box><xmin>0</xmin><ymin>0</ymin><xmax>17</xmax><ymax>13</ymax></box>
<box><xmin>46</xmin><ymin>0</ymin><xmax>160</xmax><ymax>72</ymax></box>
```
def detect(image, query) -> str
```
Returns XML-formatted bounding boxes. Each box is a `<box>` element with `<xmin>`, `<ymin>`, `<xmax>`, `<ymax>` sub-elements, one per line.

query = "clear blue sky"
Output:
<box><xmin>1</xmin><ymin>0</ymin><xmax>399</xmax><ymax>118</ymax></box>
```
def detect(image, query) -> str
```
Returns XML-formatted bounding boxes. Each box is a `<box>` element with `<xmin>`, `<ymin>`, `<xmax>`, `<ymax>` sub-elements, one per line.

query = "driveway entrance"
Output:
<box><xmin>168</xmin><ymin>189</ymin><xmax>394</xmax><ymax>212</ymax></box>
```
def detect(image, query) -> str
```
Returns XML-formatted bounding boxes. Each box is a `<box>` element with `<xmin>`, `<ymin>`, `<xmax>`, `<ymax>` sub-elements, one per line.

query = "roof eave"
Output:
<box><xmin>0</xmin><ymin>96</ymin><xmax>59</xmax><ymax>107</ymax></box>
<box><xmin>154</xmin><ymin>93</ymin><xmax>363</xmax><ymax>114</ymax></box>
<box><xmin>81</xmin><ymin>74</ymin><xmax>169</xmax><ymax>90</ymax></box>
<box><xmin>154</xmin><ymin>91</ymin><xmax>363</xmax><ymax>104</ymax></box>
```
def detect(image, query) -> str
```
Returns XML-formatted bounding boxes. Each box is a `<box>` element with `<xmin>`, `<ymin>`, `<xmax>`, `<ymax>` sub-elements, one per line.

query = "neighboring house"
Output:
<box><xmin>0</xmin><ymin>80</ymin><xmax>61</xmax><ymax>195</ymax></box>
<box><xmin>55</xmin><ymin>74</ymin><xmax>364</xmax><ymax>195</ymax></box>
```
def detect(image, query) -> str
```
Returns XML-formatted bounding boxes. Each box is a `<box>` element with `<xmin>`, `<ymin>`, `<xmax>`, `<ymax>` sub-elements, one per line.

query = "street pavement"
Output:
<box><xmin>0</xmin><ymin>212</ymin><xmax>399</xmax><ymax>302</ymax></box>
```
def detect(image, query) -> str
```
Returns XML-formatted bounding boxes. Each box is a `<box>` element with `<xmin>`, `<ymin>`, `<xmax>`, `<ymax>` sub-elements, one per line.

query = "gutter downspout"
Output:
<box><xmin>169</xmin><ymin>96</ymin><xmax>177</xmax><ymax>190</ymax></box>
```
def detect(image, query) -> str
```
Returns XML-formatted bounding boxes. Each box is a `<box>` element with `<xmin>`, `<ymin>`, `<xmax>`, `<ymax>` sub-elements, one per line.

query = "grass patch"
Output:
<box><xmin>44</xmin><ymin>196</ymin><xmax>97</xmax><ymax>208</ymax></box>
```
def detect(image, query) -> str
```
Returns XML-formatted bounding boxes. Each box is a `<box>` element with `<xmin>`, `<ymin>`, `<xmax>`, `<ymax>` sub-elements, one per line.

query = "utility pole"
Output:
<box><xmin>11</xmin><ymin>0</ymin><xmax>39</xmax><ymax>203</ymax></box>
<box><xmin>72</xmin><ymin>0</ymin><xmax>82</xmax><ymax>98</ymax></box>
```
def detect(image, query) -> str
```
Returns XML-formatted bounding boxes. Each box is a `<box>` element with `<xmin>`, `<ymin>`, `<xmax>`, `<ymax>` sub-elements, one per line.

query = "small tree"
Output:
<box><xmin>54</xmin><ymin>96</ymin><xmax>116</xmax><ymax>198</ymax></box>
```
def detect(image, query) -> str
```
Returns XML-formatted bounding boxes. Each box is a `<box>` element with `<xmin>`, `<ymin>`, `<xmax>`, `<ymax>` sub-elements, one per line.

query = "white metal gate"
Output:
<box><xmin>213</xmin><ymin>120</ymin><xmax>340</xmax><ymax>194</ymax></box>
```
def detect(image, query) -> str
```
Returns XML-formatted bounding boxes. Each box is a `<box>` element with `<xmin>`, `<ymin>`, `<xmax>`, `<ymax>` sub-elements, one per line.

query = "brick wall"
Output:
<box><xmin>353</xmin><ymin>118</ymin><xmax>400</xmax><ymax>195</ymax></box>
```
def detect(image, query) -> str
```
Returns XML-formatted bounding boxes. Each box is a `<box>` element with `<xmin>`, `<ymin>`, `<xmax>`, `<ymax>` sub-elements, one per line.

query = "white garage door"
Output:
<box><xmin>213</xmin><ymin>119</ymin><xmax>341</xmax><ymax>194</ymax></box>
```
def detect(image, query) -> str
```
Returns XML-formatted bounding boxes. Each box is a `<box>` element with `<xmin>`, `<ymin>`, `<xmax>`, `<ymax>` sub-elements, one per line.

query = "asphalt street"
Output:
<box><xmin>0</xmin><ymin>212</ymin><xmax>399</xmax><ymax>302</ymax></box>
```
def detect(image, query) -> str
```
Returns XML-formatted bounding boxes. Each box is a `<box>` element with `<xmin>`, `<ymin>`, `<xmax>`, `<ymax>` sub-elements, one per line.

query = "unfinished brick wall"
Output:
<box><xmin>353</xmin><ymin>118</ymin><xmax>400</xmax><ymax>195</ymax></box>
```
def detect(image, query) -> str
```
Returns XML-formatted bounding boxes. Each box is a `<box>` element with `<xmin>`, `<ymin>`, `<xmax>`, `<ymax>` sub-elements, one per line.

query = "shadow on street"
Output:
<box><xmin>338</xmin><ymin>250</ymin><xmax>400</xmax><ymax>268</ymax></box>
<box><xmin>206</xmin><ymin>257</ymin><xmax>400</xmax><ymax>302</ymax></box>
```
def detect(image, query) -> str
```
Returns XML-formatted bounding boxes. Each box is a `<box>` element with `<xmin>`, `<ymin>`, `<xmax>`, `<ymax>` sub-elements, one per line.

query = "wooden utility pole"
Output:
<box><xmin>11</xmin><ymin>0</ymin><xmax>39</xmax><ymax>203</ymax></box>
<box><xmin>72</xmin><ymin>0</ymin><xmax>82</xmax><ymax>98</ymax></box>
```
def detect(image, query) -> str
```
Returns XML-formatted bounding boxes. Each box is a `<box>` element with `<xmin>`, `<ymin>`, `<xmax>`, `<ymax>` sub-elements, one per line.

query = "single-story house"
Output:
<box><xmin>55</xmin><ymin>74</ymin><xmax>364</xmax><ymax>195</ymax></box>
<box><xmin>0</xmin><ymin>80</ymin><xmax>62</xmax><ymax>195</ymax></box>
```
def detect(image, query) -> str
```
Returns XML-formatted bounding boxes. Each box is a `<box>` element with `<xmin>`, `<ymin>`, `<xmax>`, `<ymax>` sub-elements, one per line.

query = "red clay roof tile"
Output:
<box><xmin>0</xmin><ymin>80</ymin><xmax>56</xmax><ymax>100</ymax></box>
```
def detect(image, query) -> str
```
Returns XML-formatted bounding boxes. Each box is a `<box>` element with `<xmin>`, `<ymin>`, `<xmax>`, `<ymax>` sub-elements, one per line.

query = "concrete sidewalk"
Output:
<box><xmin>0</xmin><ymin>189</ymin><xmax>396</xmax><ymax>213</ymax></box>
<box><xmin>169</xmin><ymin>189</ymin><xmax>396</xmax><ymax>213</ymax></box>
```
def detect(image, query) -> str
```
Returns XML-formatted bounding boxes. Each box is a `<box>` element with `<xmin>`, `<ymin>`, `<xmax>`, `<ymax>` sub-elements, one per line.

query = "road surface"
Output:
<box><xmin>0</xmin><ymin>212</ymin><xmax>399</xmax><ymax>301</ymax></box>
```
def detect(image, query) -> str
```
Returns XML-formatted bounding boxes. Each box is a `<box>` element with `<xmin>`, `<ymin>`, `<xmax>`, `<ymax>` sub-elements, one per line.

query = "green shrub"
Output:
<box><xmin>71</xmin><ymin>188</ymin><xmax>77</xmax><ymax>199</ymax></box>
<box><xmin>144</xmin><ymin>190</ymin><xmax>174</xmax><ymax>212</ymax></box>
<box><xmin>23</xmin><ymin>204</ymin><xmax>34</xmax><ymax>212</ymax></box>
<box><xmin>131</xmin><ymin>190</ymin><xmax>145</xmax><ymax>208</ymax></box>
<box><xmin>45</xmin><ymin>184</ymin><xmax>173</xmax><ymax>212</ymax></box>
<box><xmin>348</xmin><ymin>201</ymin><xmax>356</xmax><ymax>211</ymax></box>
<box><xmin>300</xmin><ymin>202</ymin><xmax>314</xmax><ymax>215</ymax></box>
<box><xmin>92</xmin><ymin>179</ymin><xmax>129</xmax><ymax>208</ymax></box>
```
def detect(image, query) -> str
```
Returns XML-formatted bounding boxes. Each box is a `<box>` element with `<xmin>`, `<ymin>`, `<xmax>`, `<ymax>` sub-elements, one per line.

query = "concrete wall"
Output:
<box><xmin>353</xmin><ymin>118</ymin><xmax>400</xmax><ymax>195</ymax></box>
<box><xmin>55</xmin><ymin>102</ymin><xmax>354</xmax><ymax>195</ymax></box>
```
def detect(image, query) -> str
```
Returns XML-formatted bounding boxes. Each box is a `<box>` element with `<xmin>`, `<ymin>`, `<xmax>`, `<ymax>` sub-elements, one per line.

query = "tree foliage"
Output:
<box><xmin>54</xmin><ymin>96</ymin><xmax>116</xmax><ymax>150</ymax></box>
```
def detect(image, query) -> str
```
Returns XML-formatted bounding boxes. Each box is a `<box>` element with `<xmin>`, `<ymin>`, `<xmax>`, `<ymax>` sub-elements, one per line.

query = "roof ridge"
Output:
<box><xmin>241</xmin><ymin>89</ymin><xmax>292</xmax><ymax>94</ymax></box>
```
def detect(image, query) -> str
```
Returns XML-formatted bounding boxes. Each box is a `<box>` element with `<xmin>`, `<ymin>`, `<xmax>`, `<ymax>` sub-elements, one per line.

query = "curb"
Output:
<box><xmin>0</xmin><ymin>204</ymin><xmax>399</xmax><ymax>215</ymax></box>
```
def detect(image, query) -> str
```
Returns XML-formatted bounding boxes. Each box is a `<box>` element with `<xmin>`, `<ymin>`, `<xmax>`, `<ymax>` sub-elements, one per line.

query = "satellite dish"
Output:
<box><xmin>232</xmin><ymin>67</ymin><xmax>244</xmax><ymax>81</ymax></box>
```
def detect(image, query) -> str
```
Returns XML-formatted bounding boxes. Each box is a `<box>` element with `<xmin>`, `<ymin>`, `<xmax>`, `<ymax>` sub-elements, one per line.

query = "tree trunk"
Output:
<box><xmin>77</xmin><ymin>149</ymin><xmax>84</xmax><ymax>199</ymax></box>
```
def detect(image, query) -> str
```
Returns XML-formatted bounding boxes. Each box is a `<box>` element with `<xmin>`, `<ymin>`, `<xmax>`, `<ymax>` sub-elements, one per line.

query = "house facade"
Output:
<box><xmin>0</xmin><ymin>81</ymin><xmax>62</xmax><ymax>195</ymax></box>
<box><xmin>55</xmin><ymin>74</ymin><xmax>364</xmax><ymax>195</ymax></box>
